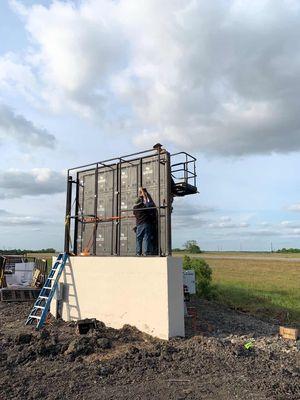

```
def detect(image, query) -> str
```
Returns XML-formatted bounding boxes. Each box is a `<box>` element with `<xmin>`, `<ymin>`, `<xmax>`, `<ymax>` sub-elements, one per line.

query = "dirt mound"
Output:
<box><xmin>0</xmin><ymin>300</ymin><xmax>299</xmax><ymax>400</ymax></box>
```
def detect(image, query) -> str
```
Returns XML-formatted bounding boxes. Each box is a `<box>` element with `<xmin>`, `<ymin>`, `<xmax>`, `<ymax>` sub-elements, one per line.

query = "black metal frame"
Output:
<box><xmin>170</xmin><ymin>152</ymin><xmax>197</xmax><ymax>188</ymax></box>
<box><xmin>64</xmin><ymin>147</ymin><xmax>197</xmax><ymax>257</ymax></box>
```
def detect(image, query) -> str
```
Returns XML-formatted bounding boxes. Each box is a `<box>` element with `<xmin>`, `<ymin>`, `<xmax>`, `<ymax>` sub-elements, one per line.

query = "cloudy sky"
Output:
<box><xmin>1</xmin><ymin>0</ymin><xmax>300</xmax><ymax>251</ymax></box>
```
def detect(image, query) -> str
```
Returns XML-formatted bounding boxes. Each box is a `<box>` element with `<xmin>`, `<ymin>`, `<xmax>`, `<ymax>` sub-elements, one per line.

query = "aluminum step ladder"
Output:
<box><xmin>25</xmin><ymin>252</ymin><xmax>69</xmax><ymax>329</ymax></box>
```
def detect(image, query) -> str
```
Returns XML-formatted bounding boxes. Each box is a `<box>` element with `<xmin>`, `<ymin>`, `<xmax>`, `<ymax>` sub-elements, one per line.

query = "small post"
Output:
<box><xmin>139</xmin><ymin>158</ymin><xmax>143</xmax><ymax>187</ymax></box>
<box><xmin>93</xmin><ymin>164</ymin><xmax>99</xmax><ymax>256</ymax></box>
<box><xmin>111</xmin><ymin>167</ymin><xmax>115</xmax><ymax>255</ymax></box>
<box><xmin>157</xmin><ymin>147</ymin><xmax>162</xmax><ymax>256</ymax></box>
<box><xmin>118</xmin><ymin>159</ymin><xmax>122</xmax><ymax>256</ymax></box>
<box><xmin>73</xmin><ymin>172</ymin><xmax>79</xmax><ymax>255</ymax></box>
<box><xmin>165</xmin><ymin>151</ymin><xmax>172</xmax><ymax>256</ymax></box>
<box><xmin>64</xmin><ymin>174</ymin><xmax>73</xmax><ymax>253</ymax></box>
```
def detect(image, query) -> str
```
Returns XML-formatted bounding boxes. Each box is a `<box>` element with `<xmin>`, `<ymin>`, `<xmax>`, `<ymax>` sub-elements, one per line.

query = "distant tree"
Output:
<box><xmin>277</xmin><ymin>247</ymin><xmax>300</xmax><ymax>253</ymax></box>
<box><xmin>172</xmin><ymin>247</ymin><xmax>183</xmax><ymax>252</ymax></box>
<box><xmin>40</xmin><ymin>248</ymin><xmax>56</xmax><ymax>253</ymax></box>
<box><xmin>184</xmin><ymin>240</ymin><xmax>202</xmax><ymax>254</ymax></box>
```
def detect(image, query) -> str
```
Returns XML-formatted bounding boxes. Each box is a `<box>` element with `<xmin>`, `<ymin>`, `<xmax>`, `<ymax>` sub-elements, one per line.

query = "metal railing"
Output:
<box><xmin>171</xmin><ymin>152</ymin><xmax>197</xmax><ymax>188</ymax></box>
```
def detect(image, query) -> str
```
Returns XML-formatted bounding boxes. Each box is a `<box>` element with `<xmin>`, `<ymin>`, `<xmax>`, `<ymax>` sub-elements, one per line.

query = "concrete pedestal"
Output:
<box><xmin>50</xmin><ymin>256</ymin><xmax>184</xmax><ymax>340</ymax></box>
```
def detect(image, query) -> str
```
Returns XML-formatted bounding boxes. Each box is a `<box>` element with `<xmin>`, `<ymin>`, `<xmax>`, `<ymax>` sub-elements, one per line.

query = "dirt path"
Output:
<box><xmin>0</xmin><ymin>300</ymin><xmax>299</xmax><ymax>400</ymax></box>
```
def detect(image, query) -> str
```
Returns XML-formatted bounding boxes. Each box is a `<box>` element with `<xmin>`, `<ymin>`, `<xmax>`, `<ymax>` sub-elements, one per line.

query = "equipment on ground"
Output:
<box><xmin>77</xmin><ymin>318</ymin><xmax>97</xmax><ymax>334</ymax></box>
<box><xmin>0</xmin><ymin>287</ymin><xmax>40</xmax><ymax>302</ymax></box>
<box><xmin>25</xmin><ymin>253</ymin><xmax>69</xmax><ymax>329</ymax></box>
<box><xmin>0</xmin><ymin>256</ymin><xmax>7</xmax><ymax>288</ymax></box>
<box><xmin>30</xmin><ymin>268</ymin><xmax>41</xmax><ymax>287</ymax></box>
<box><xmin>1</xmin><ymin>255</ymin><xmax>47</xmax><ymax>302</ymax></box>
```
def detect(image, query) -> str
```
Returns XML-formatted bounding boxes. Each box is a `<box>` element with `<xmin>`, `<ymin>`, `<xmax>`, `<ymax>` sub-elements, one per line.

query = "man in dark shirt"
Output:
<box><xmin>133</xmin><ymin>188</ymin><xmax>155</xmax><ymax>256</ymax></box>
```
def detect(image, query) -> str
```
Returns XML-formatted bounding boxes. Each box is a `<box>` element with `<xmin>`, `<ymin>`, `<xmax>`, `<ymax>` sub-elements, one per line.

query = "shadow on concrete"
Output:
<box><xmin>62</xmin><ymin>257</ymin><xmax>81</xmax><ymax>321</ymax></box>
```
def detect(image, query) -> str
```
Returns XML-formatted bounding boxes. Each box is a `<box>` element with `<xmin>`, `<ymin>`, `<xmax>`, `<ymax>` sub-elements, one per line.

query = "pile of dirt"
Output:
<box><xmin>0</xmin><ymin>300</ymin><xmax>299</xmax><ymax>400</ymax></box>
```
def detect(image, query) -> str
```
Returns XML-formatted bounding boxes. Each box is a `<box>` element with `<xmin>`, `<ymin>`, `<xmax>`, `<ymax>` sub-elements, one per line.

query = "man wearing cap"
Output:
<box><xmin>133</xmin><ymin>187</ymin><xmax>156</xmax><ymax>256</ymax></box>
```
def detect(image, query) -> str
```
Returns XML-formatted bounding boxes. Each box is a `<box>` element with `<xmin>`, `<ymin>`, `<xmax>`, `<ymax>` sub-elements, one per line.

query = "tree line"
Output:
<box><xmin>0</xmin><ymin>248</ymin><xmax>56</xmax><ymax>255</ymax></box>
<box><xmin>276</xmin><ymin>248</ymin><xmax>300</xmax><ymax>253</ymax></box>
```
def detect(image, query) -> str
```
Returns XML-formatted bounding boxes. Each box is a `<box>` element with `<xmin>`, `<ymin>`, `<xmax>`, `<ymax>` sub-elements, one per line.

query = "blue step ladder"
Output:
<box><xmin>25</xmin><ymin>252</ymin><xmax>69</xmax><ymax>329</ymax></box>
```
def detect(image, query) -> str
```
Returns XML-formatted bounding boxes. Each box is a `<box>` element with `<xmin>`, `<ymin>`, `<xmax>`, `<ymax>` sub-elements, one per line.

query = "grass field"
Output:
<box><xmin>176</xmin><ymin>251</ymin><xmax>300</xmax><ymax>258</ymax></box>
<box><xmin>200</xmin><ymin>254</ymin><xmax>300</xmax><ymax>325</ymax></box>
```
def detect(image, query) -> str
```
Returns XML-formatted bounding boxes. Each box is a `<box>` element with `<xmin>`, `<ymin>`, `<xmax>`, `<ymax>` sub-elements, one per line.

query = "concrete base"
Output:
<box><xmin>50</xmin><ymin>256</ymin><xmax>185</xmax><ymax>340</ymax></box>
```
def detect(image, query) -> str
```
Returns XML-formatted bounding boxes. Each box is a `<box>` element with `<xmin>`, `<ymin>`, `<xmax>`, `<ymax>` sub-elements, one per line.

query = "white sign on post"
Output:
<box><xmin>183</xmin><ymin>270</ymin><xmax>196</xmax><ymax>294</ymax></box>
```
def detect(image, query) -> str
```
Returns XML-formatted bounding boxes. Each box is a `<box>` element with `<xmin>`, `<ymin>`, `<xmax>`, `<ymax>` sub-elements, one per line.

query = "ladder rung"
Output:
<box><xmin>34</xmin><ymin>306</ymin><xmax>45</xmax><ymax>309</ymax></box>
<box><xmin>43</xmin><ymin>286</ymin><xmax>52</xmax><ymax>290</ymax></box>
<box><xmin>29</xmin><ymin>315</ymin><xmax>41</xmax><ymax>320</ymax></box>
<box><xmin>39</xmin><ymin>296</ymin><xmax>49</xmax><ymax>299</ymax></box>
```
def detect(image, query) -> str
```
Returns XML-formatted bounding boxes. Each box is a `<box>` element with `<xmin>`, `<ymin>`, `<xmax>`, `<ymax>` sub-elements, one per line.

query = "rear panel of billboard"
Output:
<box><xmin>75</xmin><ymin>153</ymin><xmax>169</xmax><ymax>256</ymax></box>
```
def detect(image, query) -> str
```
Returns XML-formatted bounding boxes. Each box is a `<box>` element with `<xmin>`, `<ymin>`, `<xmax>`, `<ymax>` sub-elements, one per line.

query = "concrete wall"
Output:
<box><xmin>50</xmin><ymin>256</ymin><xmax>184</xmax><ymax>340</ymax></box>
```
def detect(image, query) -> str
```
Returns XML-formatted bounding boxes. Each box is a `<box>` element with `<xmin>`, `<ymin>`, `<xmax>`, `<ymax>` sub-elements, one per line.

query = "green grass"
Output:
<box><xmin>177</xmin><ymin>253</ymin><xmax>300</xmax><ymax>325</ymax></box>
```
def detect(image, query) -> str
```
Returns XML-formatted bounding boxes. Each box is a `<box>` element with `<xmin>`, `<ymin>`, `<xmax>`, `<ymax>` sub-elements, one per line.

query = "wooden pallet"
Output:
<box><xmin>279</xmin><ymin>326</ymin><xmax>299</xmax><ymax>340</ymax></box>
<box><xmin>0</xmin><ymin>288</ymin><xmax>40</xmax><ymax>302</ymax></box>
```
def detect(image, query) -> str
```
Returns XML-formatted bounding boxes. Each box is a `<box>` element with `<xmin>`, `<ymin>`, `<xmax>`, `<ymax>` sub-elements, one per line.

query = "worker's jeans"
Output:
<box><xmin>136</xmin><ymin>223</ymin><xmax>152</xmax><ymax>255</ymax></box>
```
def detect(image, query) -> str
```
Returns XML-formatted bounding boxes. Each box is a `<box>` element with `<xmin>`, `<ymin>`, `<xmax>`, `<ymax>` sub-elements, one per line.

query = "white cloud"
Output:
<box><xmin>0</xmin><ymin>53</ymin><xmax>38</xmax><ymax>100</ymax></box>
<box><xmin>0</xmin><ymin>169</ymin><xmax>65</xmax><ymax>198</ymax></box>
<box><xmin>287</xmin><ymin>203</ymin><xmax>300</xmax><ymax>212</ymax></box>
<box><xmin>0</xmin><ymin>104</ymin><xmax>55</xmax><ymax>149</ymax></box>
<box><xmin>3</xmin><ymin>0</ymin><xmax>300</xmax><ymax>155</ymax></box>
<box><xmin>260</xmin><ymin>221</ymin><xmax>271</xmax><ymax>227</ymax></box>
<box><xmin>220</xmin><ymin>216</ymin><xmax>231</xmax><ymax>222</ymax></box>
<box><xmin>239</xmin><ymin>228</ymin><xmax>282</xmax><ymax>237</ymax></box>
<box><xmin>280</xmin><ymin>220</ymin><xmax>300</xmax><ymax>228</ymax></box>
<box><xmin>0</xmin><ymin>216</ymin><xmax>44</xmax><ymax>226</ymax></box>
<box><xmin>0</xmin><ymin>207</ymin><xmax>60</xmax><ymax>227</ymax></box>
<box><xmin>172</xmin><ymin>198</ymin><xmax>216</xmax><ymax>228</ymax></box>
<box><xmin>8</xmin><ymin>0</ymin><xmax>127</xmax><ymax>117</ymax></box>
<box><xmin>206</xmin><ymin>216</ymin><xmax>249</xmax><ymax>229</ymax></box>
<box><xmin>0</xmin><ymin>209</ymin><xmax>12</xmax><ymax>216</ymax></box>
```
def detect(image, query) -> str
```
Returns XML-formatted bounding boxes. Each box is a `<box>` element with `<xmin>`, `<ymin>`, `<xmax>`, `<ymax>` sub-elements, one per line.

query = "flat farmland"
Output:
<box><xmin>176</xmin><ymin>252</ymin><xmax>300</xmax><ymax>325</ymax></box>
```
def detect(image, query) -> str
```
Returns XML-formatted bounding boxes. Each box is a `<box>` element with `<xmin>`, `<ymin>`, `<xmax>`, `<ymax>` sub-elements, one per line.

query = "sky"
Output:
<box><xmin>0</xmin><ymin>0</ymin><xmax>300</xmax><ymax>251</ymax></box>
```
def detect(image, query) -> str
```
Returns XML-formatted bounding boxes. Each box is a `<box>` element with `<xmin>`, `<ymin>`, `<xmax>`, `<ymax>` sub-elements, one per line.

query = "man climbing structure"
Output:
<box><xmin>133</xmin><ymin>187</ymin><xmax>156</xmax><ymax>255</ymax></box>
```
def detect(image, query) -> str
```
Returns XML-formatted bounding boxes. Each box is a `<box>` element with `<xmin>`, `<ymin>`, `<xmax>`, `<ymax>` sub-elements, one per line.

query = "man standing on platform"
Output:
<box><xmin>133</xmin><ymin>187</ymin><xmax>156</xmax><ymax>256</ymax></box>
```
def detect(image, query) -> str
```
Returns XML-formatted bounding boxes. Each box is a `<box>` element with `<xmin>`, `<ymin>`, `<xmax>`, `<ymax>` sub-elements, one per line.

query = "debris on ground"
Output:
<box><xmin>279</xmin><ymin>326</ymin><xmax>299</xmax><ymax>341</ymax></box>
<box><xmin>0</xmin><ymin>299</ymin><xmax>299</xmax><ymax>400</ymax></box>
